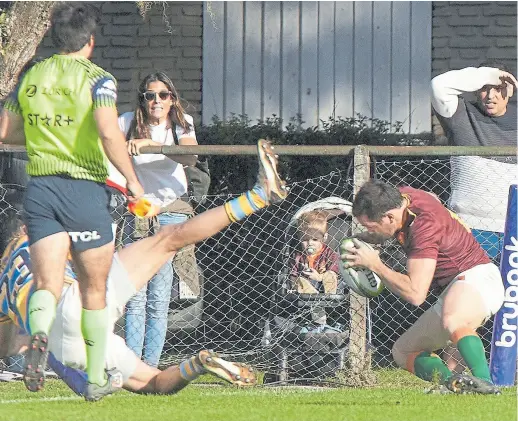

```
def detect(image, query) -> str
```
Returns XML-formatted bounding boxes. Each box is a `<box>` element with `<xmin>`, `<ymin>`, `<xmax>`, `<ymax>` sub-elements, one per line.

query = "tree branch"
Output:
<box><xmin>0</xmin><ymin>1</ymin><xmax>55</xmax><ymax>101</ymax></box>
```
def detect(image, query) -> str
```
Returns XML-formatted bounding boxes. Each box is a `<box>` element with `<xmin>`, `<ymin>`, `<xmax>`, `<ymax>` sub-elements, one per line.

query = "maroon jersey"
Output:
<box><xmin>396</xmin><ymin>186</ymin><xmax>490</xmax><ymax>287</ymax></box>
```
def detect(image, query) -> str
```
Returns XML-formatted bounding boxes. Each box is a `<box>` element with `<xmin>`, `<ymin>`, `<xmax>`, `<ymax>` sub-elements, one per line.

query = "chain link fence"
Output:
<box><xmin>0</xmin><ymin>150</ymin><xmax>514</xmax><ymax>386</ymax></box>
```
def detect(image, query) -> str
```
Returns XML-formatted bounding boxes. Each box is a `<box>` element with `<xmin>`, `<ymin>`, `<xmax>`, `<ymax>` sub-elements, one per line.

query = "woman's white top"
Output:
<box><xmin>110</xmin><ymin>111</ymin><xmax>196</xmax><ymax>208</ymax></box>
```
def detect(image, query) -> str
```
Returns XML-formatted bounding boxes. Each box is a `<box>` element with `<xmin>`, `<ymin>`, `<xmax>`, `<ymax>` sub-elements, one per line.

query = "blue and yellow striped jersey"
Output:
<box><xmin>0</xmin><ymin>235</ymin><xmax>77</xmax><ymax>334</ymax></box>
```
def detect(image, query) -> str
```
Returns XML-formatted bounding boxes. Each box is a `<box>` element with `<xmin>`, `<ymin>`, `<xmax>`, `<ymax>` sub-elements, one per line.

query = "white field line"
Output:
<box><xmin>0</xmin><ymin>396</ymin><xmax>82</xmax><ymax>404</ymax></box>
<box><xmin>0</xmin><ymin>384</ymin><xmax>327</xmax><ymax>404</ymax></box>
<box><xmin>0</xmin><ymin>393</ymin><xmax>136</xmax><ymax>405</ymax></box>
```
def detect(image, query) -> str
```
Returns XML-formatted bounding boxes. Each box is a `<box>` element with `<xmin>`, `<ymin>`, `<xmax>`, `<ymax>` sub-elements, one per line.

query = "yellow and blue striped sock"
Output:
<box><xmin>224</xmin><ymin>185</ymin><xmax>268</xmax><ymax>223</ymax></box>
<box><xmin>179</xmin><ymin>356</ymin><xmax>206</xmax><ymax>381</ymax></box>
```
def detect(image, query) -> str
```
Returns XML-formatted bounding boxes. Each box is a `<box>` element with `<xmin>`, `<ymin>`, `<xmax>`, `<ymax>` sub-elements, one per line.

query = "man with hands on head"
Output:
<box><xmin>431</xmin><ymin>61</ymin><xmax>518</xmax><ymax>260</ymax></box>
<box><xmin>342</xmin><ymin>180</ymin><xmax>504</xmax><ymax>395</ymax></box>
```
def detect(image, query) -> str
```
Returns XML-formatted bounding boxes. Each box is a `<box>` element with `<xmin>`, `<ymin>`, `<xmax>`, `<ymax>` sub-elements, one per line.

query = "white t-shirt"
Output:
<box><xmin>108</xmin><ymin>111</ymin><xmax>196</xmax><ymax>207</ymax></box>
<box><xmin>449</xmin><ymin>156</ymin><xmax>517</xmax><ymax>233</ymax></box>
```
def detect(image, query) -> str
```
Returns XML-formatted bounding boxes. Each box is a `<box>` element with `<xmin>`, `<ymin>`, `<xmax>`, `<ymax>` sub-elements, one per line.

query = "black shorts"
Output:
<box><xmin>23</xmin><ymin>176</ymin><xmax>114</xmax><ymax>251</ymax></box>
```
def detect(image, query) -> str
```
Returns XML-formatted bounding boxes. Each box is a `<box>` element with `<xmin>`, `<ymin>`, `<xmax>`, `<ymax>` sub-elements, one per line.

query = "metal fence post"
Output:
<box><xmin>347</xmin><ymin>145</ymin><xmax>370</xmax><ymax>374</ymax></box>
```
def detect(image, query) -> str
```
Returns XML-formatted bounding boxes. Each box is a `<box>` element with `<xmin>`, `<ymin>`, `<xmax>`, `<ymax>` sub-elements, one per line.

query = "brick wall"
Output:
<box><xmin>33</xmin><ymin>1</ymin><xmax>516</xmax><ymax>131</ymax></box>
<box><xmin>36</xmin><ymin>1</ymin><xmax>203</xmax><ymax>123</ymax></box>
<box><xmin>432</xmin><ymin>1</ymin><xmax>517</xmax><ymax>76</ymax></box>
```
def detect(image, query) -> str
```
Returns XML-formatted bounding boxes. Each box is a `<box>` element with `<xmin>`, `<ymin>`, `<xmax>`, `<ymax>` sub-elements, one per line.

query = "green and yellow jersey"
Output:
<box><xmin>4</xmin><ymin>54</ymin><xmax>118</xmax><ymax>183</ymax></box>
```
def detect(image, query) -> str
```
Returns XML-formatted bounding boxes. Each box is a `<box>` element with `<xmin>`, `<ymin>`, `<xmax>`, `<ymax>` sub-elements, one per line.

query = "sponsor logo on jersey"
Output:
<box><xmin>94</xmin><ymin>78</ymin><xmax>117</xmax><ymax>100</ymax></box>
<box><xmin>25</xmin><ymin>85</ymin><xmax>37</xmax><ymax>97</ymax></box>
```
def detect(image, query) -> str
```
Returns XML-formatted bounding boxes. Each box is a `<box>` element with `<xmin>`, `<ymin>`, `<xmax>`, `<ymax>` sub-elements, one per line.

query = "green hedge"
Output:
<box><xmin>196</xmin><ymin>114</ymin><xmax>431</xmax><ymax>194</ymax></box>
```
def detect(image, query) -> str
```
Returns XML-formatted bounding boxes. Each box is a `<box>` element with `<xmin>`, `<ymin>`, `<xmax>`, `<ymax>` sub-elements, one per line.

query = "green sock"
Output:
<box><xmin>81</xmin><ymin>307</ymin><xmax>109</xmax><ymax>386</ymax></box>
<box><xmin>28</xmin><ymin>289</ymin><xmax>57</xmax><ymax>335</ymax></box>
<box><xmin>456</xmin><ymin>335</ymin><xmax>492</xmax><ymax>382</ymax></box>
<box><xmin>413</xmin><ymin>351</ymin><xmax>452</xmax><ymax>383</ymax></box>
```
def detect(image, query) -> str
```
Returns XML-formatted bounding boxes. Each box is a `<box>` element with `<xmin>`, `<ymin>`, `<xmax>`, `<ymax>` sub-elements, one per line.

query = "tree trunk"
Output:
<box><xmin>0</xmin><ymin>1</ymin><xmax>55</xmax><ymax>101</ymax></box>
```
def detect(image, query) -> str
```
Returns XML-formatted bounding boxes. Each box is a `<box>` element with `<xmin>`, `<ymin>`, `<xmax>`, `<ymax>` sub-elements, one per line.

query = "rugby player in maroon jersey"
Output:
<box><xmin>342</xmin><ymin>180</ymin><xmax>504</xmax><ymax>394</ymax></box>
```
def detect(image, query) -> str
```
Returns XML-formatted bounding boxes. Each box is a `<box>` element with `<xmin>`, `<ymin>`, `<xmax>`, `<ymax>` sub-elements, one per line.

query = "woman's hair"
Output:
<box><xmin>128</xmin><ymin>71</ymin><xmax>192</xmax><ymax>140</ymax></box>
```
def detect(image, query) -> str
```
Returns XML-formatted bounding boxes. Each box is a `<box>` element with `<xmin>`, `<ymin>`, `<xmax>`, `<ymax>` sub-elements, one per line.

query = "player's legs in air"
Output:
<box><xmin>35</xmin><ymin>139</ymin><xmax>286</xmax><ymax>400</ymax></box>
<box><xmin>108</xmin><ymin>138</ymin><xmax>286</xmax><ymax>299</ymax></box>
<box><xmin>392</xmin><ymin>264</ymin><xmax>503</xmax><ymax>395</ymax></box>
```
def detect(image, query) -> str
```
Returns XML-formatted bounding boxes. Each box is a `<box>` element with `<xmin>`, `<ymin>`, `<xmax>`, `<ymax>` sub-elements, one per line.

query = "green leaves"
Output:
<box><xmin>197</xmin><ymin>113</ymin><xmax>415</xmax><ymax>194</ymax></box>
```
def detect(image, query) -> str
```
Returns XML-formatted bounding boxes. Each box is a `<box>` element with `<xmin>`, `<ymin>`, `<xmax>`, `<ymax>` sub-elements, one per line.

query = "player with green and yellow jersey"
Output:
<box><xmin>0</xmin><ymin>2</ymin><xmax>144</xmax><ymax>401</ymax></box>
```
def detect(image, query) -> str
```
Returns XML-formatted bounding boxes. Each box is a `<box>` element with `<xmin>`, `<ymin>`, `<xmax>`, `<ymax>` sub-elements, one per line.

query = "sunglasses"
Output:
<box><xmin>141</xmin><ymin>91</ymin><xmax>173</xmax><ymax>101</ymax></box>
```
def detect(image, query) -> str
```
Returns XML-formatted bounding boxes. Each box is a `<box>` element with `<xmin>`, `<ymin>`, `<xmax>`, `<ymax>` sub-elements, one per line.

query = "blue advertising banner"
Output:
<box><xmin>490</xmin><ymin>185</ymin><xmax>518</xmax><ymax>386</ymax></box>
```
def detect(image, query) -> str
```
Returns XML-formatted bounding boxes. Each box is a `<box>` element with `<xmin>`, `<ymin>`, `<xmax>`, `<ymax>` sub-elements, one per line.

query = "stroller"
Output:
<box><xmin>262</xmin><ymin>197</ymin><xmax>374</xmax><ymax>383</ymax></box>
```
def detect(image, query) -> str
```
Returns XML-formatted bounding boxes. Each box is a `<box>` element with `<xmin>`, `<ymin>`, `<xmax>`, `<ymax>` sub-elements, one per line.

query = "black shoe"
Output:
<box><xmin>445</xmin><ymin>374</ymin><xmax>501</xmax><ymax>395</ymax></box>
<box><xmin>23</xmin><ymin>332</ymin><xmax>49</xmax><ymax>392</ymax></box>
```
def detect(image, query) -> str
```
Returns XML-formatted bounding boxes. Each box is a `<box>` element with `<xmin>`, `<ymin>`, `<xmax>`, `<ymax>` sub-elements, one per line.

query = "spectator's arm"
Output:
<box><xmin>430</xmin><ymin>67</ymin><xmax>504</xmax><ymax>118</ymax></box>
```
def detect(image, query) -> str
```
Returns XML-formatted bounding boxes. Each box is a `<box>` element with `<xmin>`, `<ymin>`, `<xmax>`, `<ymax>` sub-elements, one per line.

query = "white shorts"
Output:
<box><xmin>48</xmin><ymin>253</ymin><xmax>138</xmax><ymax>382</ymax></box>
<box><xmin>433</xmin><ymin>263</ymin><xmax>505</xmax><ymax>320</ymax></box>
<box><xmin>392</xmin><ymin>263</ymin><xmax>505</xmax><ymax>363</ymax></box>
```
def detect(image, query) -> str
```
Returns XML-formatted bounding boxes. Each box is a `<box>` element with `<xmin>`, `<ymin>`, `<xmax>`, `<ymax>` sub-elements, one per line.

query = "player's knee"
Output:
<box><xmin>158</xmin><ymin>222</ymin><xmax>187</xmax><ymax>253</ymax></box>
<box><xmin>441</xmin><ymin>312</ymin><xmax>465</xmax><ymax>336</ymax></box>
<box><xmin>79</xmin><ymin>283</ymin><xmax>107</xmax><ymax>308</ymax></box>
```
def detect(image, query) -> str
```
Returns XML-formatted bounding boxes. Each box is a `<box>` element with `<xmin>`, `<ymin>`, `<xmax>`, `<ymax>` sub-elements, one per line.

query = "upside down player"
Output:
<box><xmin>0</xmin><ymin>140</ymin><xmax>287</xmax><ymax>400</ymax></box>
<box><xmin>343</xmin><ymin>180</ymin><xmax>503</xmax><ymax>394</ymax></box>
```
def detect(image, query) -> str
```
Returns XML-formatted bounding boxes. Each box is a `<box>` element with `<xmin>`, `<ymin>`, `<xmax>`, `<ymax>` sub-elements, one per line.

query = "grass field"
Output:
<box><xmin>0</xmin><ymin>370</ymin><xmax>515</xmax><ymax>421</ymax></box>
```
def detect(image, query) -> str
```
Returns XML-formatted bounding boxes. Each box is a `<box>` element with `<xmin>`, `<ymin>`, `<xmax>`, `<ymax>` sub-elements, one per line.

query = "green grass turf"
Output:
<box><xmin>0</xmin><ymin>371</ymin><xmax>515</xmax><ymax>421</ymax></box>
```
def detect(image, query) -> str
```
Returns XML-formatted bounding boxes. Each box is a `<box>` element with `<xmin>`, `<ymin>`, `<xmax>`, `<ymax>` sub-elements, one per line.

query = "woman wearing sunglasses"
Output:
<box><xmin>117</xmin><ymin>71</ymin><xmax>198</xmax><ymax>367</ymax></box>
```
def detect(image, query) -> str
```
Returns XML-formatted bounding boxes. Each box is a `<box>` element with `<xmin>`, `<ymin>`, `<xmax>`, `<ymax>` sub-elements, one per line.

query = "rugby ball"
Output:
<box><xmin>339</xmin><ymin>238</ymin><xmax>384</xmax><ymax>298</ymax></box>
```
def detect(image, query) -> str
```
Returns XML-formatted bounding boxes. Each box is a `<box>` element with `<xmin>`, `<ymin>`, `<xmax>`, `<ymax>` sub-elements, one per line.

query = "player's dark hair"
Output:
<box><xmin>352</xmin><ymin>180</ymin><xmax>404</xmax><ymax>221</ymax></box>
<box><xmin>51</xmin><ymin>3</ymin><xmax>101</xmax><ymax>53</ymax></box>
<box><xmin>127</xmin><ymin>71</ymin><xmax>192</xmax><ymax>141</ymax></box>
